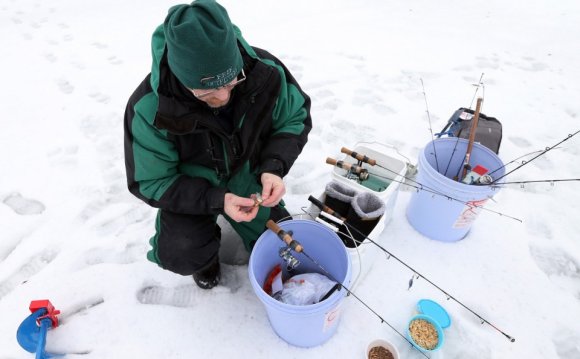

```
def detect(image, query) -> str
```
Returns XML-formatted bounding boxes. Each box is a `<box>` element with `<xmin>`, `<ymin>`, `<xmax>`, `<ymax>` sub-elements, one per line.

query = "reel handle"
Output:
<box><xmin>266</xmin><ymin>220</ymin><xmax>303</xmax><ymax>253</ymax></box>
<box><xmin>340</xmin><ymin>147</ymin><xmax>377</xmax><ymax>166</ymax></box>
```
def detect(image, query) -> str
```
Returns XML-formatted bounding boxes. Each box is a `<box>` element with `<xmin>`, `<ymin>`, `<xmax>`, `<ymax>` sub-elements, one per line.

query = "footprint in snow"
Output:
<box><xmin>88</xmin><ymin>91</ymin><xmax>110</xmax><ymax>104</ymax></box>
<box><xmin>314</xmin><ymin>89</ymin><xmax>334</xmax><ymax>99</ymax></box>
<box><xmin>529</xmin><ymin>244</ymin><xmax>580</xmax><ymax>298</ymax></box>
<box><xmin>84</xmin><ymin>242</ymin><xmax>147</xmax><ymax>266</ymax></box>
<box><xmin>61</xmin><ymin>297</ymin><xmax>105</xmax><ymax>321</ymax></box>
<box><xmin>108</xmin><ymin>56</ymin><xmax>123</xmax><ymax>65</ymax></box>
<box><xmin>322</xmin><ymin>99</ymin><xmax>340</xmax><ymax>111</ymax></box>
<box><xmin>91</xmin><ymin>42</ymin><xmax>108</xmax><ymax>49</ymax></box>
<box><xmin>57</xmin><ymin>78</ymin><xmax>74</xmax><ymax>94</ymax></box>
<box><xmin>93</xmin><ymin>206</ymin><xmax>151</xmax><ymax>237</ymax></box>
<box><xmin>519</xmin><ymin>57</ymin><xmax>549</xmax><ymax>72</ymax></box>
<box><xmin>137</xmin><ymin>284</ymin><xmax>200</xmax><ymax>307</ymax></box>
<box><xmin>137</xmin><ymin>265</ymin><xmax>243</xmax><ymax>306</ymax></box>
<box><xmin>2</xmin><ymin>192</ymin><xmax>45</xmax><ymax>215</ymax></box>
<box><xmin>508</xmin><ymin>136</ymin><xmax>532</xmax><ymax>148</ymax></box>
<box><xmin>44</xmin><ymin>52</ymin><xmax>57</xmax><ymax>63</ymax></box>
<box><xmin>529</xmin><ymin>245</ymin><xmax>580</xmax><ymax>278</ymax></box>
<box><xmin>552</xmin><ymin>328</ymin><xmax>580</xmax><ymax>359</ymax></box>
<box><xmin>0</xmin><ymin>250</ymin><xmax>58</xmax><ymax>300</ymax></box>
<box><xmin>47</xmin><ymin>145</ymin><xmax>79</xmax><ymax>167</ymax></box>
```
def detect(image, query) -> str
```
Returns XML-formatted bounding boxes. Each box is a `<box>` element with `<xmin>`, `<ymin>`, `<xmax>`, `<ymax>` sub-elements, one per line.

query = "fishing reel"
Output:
<box><xmin>326</xmin><ymin>157</ymin><xmax>369</xmax><ymax>182</ymax></box>
<box><xmin>279</xmin><ymin>246</ymin><xmax>300</xmax><ymax>270</ymax></box>
<box><xmin>346</xmin><ymin>167</ymin><xmax>369</xmax><ymax>181</ymax></box>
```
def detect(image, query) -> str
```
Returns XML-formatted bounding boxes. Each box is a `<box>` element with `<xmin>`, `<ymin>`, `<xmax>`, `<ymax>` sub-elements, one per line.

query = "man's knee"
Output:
<box><xmin>152</xmin><ymin>211</ymin><xmax>220</xmax><ymax>276</ymax></box>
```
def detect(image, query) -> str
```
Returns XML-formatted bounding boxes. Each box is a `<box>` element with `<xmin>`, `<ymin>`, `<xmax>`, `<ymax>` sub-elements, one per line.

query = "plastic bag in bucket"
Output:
<box><xmin>248</xmin><ymin>220</ymin><xmax>352</xmax><ymax>347</ymax></box>
<box><xmin>406</xmin><ymin>138</ymin><xmax>505</xmax><ymax>242</ymax></box>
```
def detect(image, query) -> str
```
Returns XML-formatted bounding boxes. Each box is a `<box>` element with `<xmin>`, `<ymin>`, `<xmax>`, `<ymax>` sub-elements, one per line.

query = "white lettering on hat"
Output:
<box><xmin>200</xmin><ymin>67</ymin><xmax>237</xmax><ymax>88</ymax></box>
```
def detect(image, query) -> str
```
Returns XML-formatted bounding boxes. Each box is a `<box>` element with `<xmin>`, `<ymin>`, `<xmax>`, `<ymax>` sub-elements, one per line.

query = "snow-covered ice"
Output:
<box><xmin>1</xmin><ymin>0</ymin><xmax>579</xmax><ymax>358</ymax></box>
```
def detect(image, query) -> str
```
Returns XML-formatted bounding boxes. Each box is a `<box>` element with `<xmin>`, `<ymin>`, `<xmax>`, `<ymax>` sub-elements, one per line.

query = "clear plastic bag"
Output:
<box><xmin>278</xmin><ymin>273</ymin><xmax>337</xmax><ymax>305</ymax></box>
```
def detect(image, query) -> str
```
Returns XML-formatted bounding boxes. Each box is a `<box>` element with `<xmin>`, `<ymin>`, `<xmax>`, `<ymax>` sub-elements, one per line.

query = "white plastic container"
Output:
<box><xmin>312</xmin><ymin>142</ymin><xmax>409</xmax><ymax>288</ymax></box>
<box><xmin>331</xmin><ymin>142</ymin><xmax>409</xmax><ymax>226</ymax></box>
<box><xmin>366</xmin><ymin>339</ymin><xmax>400</xmax><ymax>359</ymax></box>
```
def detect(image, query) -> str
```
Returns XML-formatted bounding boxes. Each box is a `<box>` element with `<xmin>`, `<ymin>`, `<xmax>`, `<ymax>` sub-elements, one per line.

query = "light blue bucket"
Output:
<box><xmin>248</xmin><ymin>220</ymin><xmax>352</xmax><ymax>347</ymax></box>
<box><xmin>406</xmin><ymin>138</ymin><xmax>505</xmax><ymax>242</ymax></box>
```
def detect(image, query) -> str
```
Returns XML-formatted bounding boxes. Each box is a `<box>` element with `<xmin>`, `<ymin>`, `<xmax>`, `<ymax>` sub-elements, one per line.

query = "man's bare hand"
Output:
<box><xmin>224</xmin><ymin>193</ymin><xmax>259</xmax><ymax>222</ymax></box>
<box><xmin>260</xmin><ymin>173</ymin><xmax>285</xmax><ymax>207</ymax></box>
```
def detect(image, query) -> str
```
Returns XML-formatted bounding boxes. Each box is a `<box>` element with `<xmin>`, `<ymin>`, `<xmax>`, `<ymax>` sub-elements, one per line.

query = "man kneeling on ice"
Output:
<box><xmin>123</xmin><ymin>0</ymin><xmax>311</xmax><ymax>289</ymax></box>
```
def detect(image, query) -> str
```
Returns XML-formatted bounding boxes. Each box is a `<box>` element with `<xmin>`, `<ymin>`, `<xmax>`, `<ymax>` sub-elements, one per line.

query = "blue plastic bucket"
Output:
<box><xmin>248</xmin><ymin>220</ymin><xmax>352</xmax><ymax>347</ymax></box>
<box><xmin>406</xmin><ymin>138</ymin><xmax>505</xmax><ymax>242</ymax></box>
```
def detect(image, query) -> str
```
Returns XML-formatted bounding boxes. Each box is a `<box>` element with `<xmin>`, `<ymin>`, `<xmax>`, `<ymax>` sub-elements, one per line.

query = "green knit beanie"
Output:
<box><xmin>164</xmin><ymin>0</ymin><xmax>243</xmax><ymax>89</ymax></box>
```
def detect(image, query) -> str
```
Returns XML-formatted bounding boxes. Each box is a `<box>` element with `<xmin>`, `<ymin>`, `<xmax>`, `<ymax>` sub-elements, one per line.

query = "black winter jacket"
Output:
<box><xmin>124</xmin><ymin>25</ymin><xmax>311</xmax><ymax>215</ymax></box>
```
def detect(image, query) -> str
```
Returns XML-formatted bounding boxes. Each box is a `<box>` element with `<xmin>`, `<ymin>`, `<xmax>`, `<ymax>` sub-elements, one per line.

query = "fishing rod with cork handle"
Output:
<box><xmin>325</xmin><ymin>157</ymin><xmax>370</xmax><ymax>181</ymax></box>
<box><xmin>339</xmin><ymin>147</ymin><xmax>377</xmax><ymax>166</ymax></box>
<box><xmin>458</xmin><ymin>97</ymin><xmax>483</xmax><ymax>181</ymax></box>
<box><xmin>305</xmin><ymin>196</ymin><xmax>516</xmax><ymax>343</ymax></box>
<box><xmin>335</xmin><ymin>148</ymin><xmax>523</xmax><ymax>223</ymax></box>
<box><xmin>266</xmin><ymin>219</ymin><xmax>336</xmax><ymax>282</ymax></box>
<box><xmin>341</xmin><ymin>144</ymin><xmax>579</xmax><ymax>189</ymax></box>
<box><xmin>265</xmin><ymin>219</ymin><xmax>432</xmax><ymax>358</ymax></box>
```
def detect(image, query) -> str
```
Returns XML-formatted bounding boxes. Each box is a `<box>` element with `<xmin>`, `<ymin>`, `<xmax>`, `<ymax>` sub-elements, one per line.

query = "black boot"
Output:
<box><xmin>323</xmin><ymin>181</ymin><xmax>359</xmax><ymax>246</ymax></box>
<box><xmin>193</xmin><ymin>255</ymin><xmax>221</xmax><ymax>290</ymax></box>
<box><xmin>324</xmin><ymin>181</ymin><xmax>358</xmax><ymax>218</ymax></box>
<box><xmin>345</xmin><ymin>192</ymin><xmax>385</xmax><ymax>247</ymax></box>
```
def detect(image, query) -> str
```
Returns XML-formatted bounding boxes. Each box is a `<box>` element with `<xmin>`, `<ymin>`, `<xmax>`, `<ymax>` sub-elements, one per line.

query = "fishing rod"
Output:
<box><xmin>468</xmin><ymin>73</ymin><xmax>485</xmax><ymax>110</ymax></box>
<box><xmin>420</xmin><ymin>79</ymin><xmax>440</xmax><ymax>172</ymax></box>
<box><xmin>306</xmin><ymin>197</ymin><xmax>516</xmax><ymax>343</ymax></box>
<box><xmin>490</xmin><ymin>129</ymin><xmax>580</xmax><ymax>185</ymax></box>
<box><xmin>491</xmin><ymin>178</ymin><xmax>580</xmax><ymax>186</ymax></box>
<box><xmin>265</xmin><ymin>220</ymin><xmax>432</xmax><ymax>359</ymax></box>
<box><xmin>458</xmin><ymin>97</ymin><xmax>483</xmax><ymax>181</ymax></box>
<box><xmin>334</xmin><ymin>149</ymin><xmax>523</xmax><ymax>223</ymax></box>
<box><xmin>486</xmin><ymin>148</ymin><xmax>562</xmax><ymax>178</ymax></box>
<box><xmin>440</xmin><ymin>74</ymin><xmax>486</xmax><ymax>177</ymax></box>
<box><xmin>325</xmin><ymin>158</ymin><xmax>370</xmax><ymax>180</ymax></box>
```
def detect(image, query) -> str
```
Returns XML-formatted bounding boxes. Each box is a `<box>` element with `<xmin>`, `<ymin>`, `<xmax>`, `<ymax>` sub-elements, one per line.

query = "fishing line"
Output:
<box><xmin>298</xmin><ymin>207</ymin><xmax>366</xmax><ymax>289</ymax></box>
<box><xmin>331</xmin><ymin>155</ymin><xmax>523</xmax><ymax>223</ymax></box>
<box><xmin>267</xmin><ymin>220</ymin><xmax>432</xmax><ymax>359</ymax></box>
<box><xmin>303</xmin><ymin>202</ymin><xmax>516</xmax><ymax>343</ymax></box>
<box><xmin>373</xmin><ymin>172</ymin><xmax>521</xmax><ymax>222</ymax></box>
<box><xmin>492</xmin><ymin>178</ymin><xmax>580</xmax><ymax>186</ymax></box>
<box><xmin>490</xmin><ymin>130</ymin><xmax>580</xmax><ymax>185</ymax></box>
<box><xmin>456</xmin><ymin>97</ymin><xmax>484</xmax><ymax>182</ymax></box>
<box><xmin>468</xmin><ymin>73</ymin><xmax>485</xmax><ymax>110</ymax></box>
<box><xmin>486</xmin><ymin>147</ymin><xmax>562</xmax><ymax>177</ymax></box>
<box><xmin>444</xmin><ymin>74</ymin><xmax>485</xmax><ymax>177</ymax></box>
<box><xmin>443</xmin><ymin>139</ymin><xmax>461</xmax><ymax>178</ymax></box>
<box><xmin>420</xmin><ymin>79</ymin><xmax>440</xmax><ymax>173</ymax></box>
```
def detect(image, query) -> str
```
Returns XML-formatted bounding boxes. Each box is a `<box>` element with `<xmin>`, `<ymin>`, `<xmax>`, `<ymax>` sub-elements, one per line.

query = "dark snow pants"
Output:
<box><xmin>147</xmin><ymin>205</ymin><xmax>290</xmax><ymax>275</ymax></box>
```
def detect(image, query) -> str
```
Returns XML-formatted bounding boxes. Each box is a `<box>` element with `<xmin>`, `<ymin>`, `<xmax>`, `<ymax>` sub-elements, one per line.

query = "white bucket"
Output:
<box><xmin>312</xmin><ymin>142</ymin><xmax>408</xmax><ymax>288</ymax></box>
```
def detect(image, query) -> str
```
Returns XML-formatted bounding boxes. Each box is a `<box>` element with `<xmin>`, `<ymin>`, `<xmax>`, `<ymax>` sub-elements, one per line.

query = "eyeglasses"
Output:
<box><xmin>191</xmin><ymin>69</ymin><xmax>246</xmax><ymax>99</ymax></box>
